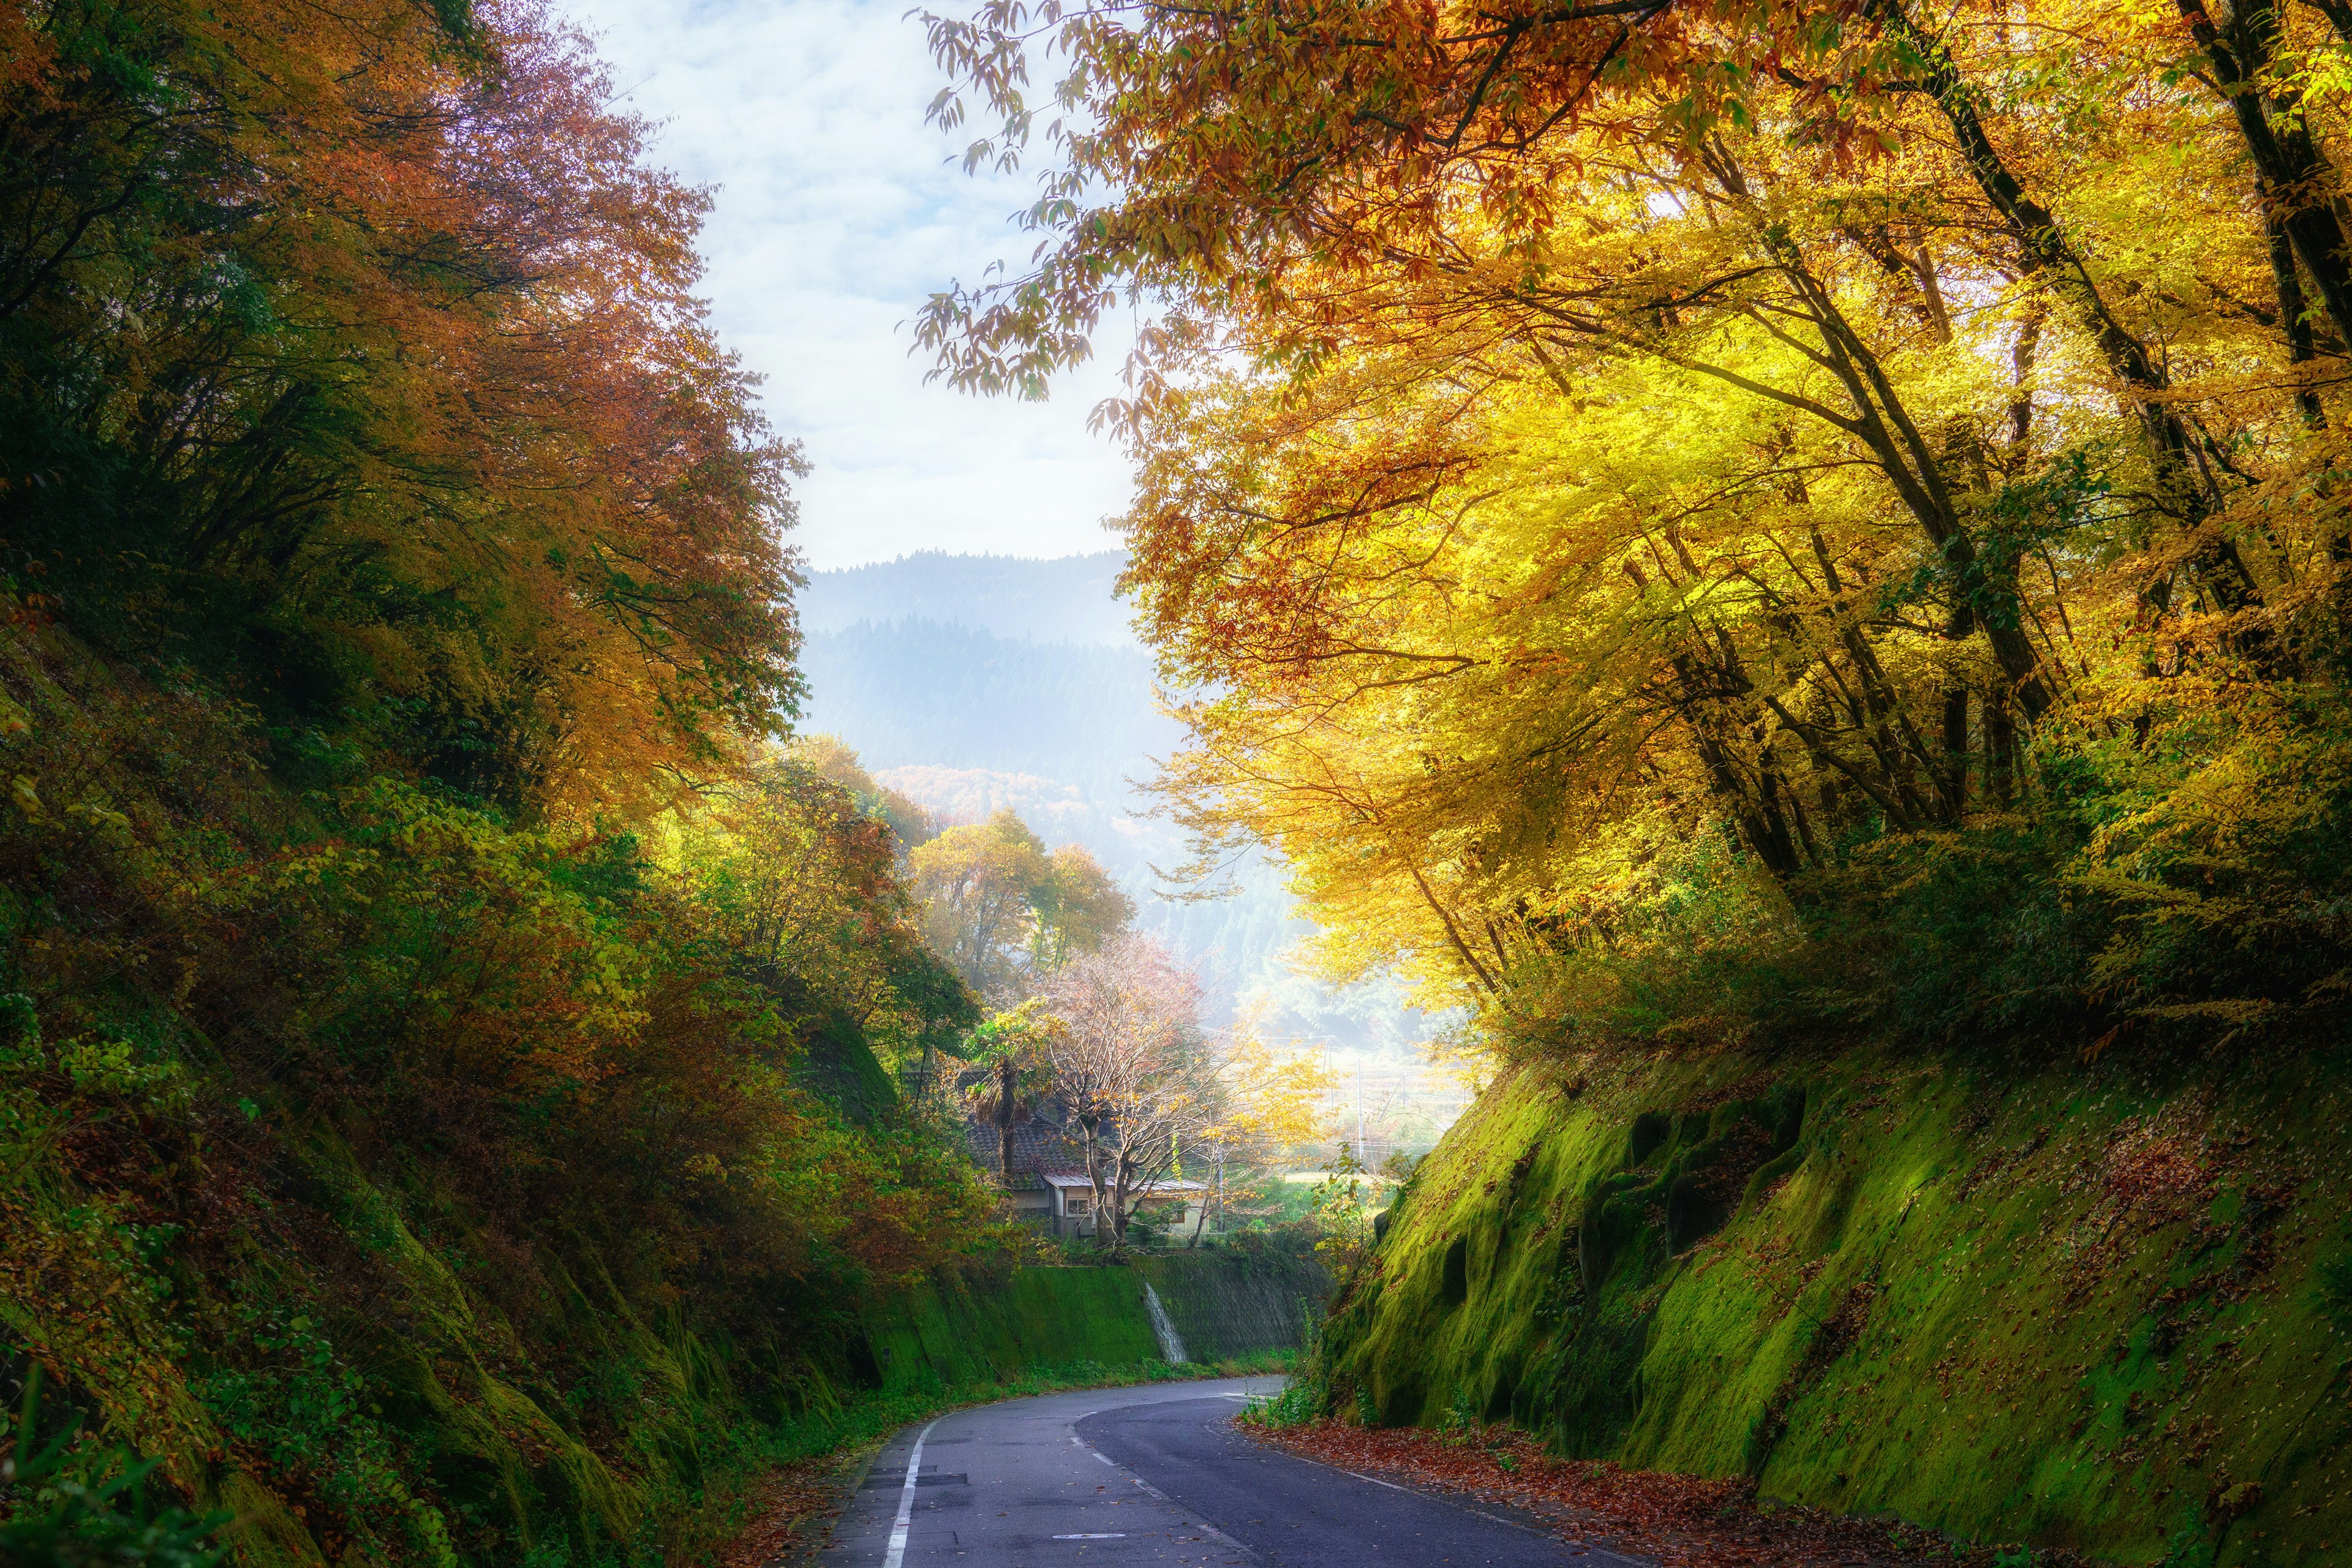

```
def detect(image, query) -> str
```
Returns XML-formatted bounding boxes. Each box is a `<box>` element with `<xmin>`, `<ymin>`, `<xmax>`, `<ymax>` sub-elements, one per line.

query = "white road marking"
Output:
<box><xmin>882</xmin><ymin>1417</ymin><xmax>943</xmax><ymax>1568</ymax></box>
<box><xmin>1122</xmin><ymin>1474</ymin><xmax>1251</xmax><ymax>1552</ymax></box>
<box><xmin>1283</xmin><ymin>1447</ymin><xmax>1558</xmax><ymax>1541</ymax></box>
<box><xmin>1346</xmin><ymin>1471</ymin><xmax>1542</xmax><ymax>1534</ymax></box>
<box><xmin>1069</xmin><ymin>1418</ymin><xmax>1253</xmax><ymax>1556</ymax></box>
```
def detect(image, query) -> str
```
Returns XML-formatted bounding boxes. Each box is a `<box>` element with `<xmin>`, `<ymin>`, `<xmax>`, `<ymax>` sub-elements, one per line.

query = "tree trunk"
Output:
<box><xmin>1986</xmin><ymin>690</ymin><xmax>2017</xmax><ymax>807</ymax></box>
<box><xmin>1941</xmin><ymin>603</ymin><xmax>1973</xmax><ymax>820</ymax></box>
<box><xmin>1082</xmin><ymin>1119</ymin><xmax>1110</xmax><ymax>1249</ymax></box>
<box><xmin>2264</xmin><ymin>206</ymin><xmax>2327</xmax><ymax>431</ymax></box>
<box><xmin>2178</xmin><ymin>0</ymin><xmax>2352</xmax><ymax>352</ymax></box>
<box><xmin>995</xmin><ymin>1056</ymin><xmax>1018</xmax><ymax>1188</ymax></box>
<box><xmin>1871</xmin><ymin>0</ymin><xmax>2258</xmax><ymax>609</ymax></box>
<box><xmin>1669</xmin><ymin>651</ymin><xmax>1807</xmax><ymax>874</ymax></box>
<box><xmin>1109</xmin><ymin>1150</ymin><xmax>1134</xmax><ymax>1254</ymax></box>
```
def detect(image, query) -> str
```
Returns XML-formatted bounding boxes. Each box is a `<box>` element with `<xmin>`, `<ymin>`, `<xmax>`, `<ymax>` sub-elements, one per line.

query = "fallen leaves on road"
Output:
<box><xmin>717</xmin><ymin>1457</ymin><xmax>859</xmax><ymax>1568</ymax></box>
<box><xmin>1252</xmin><ymin>1422</ymin><xmax>2084</xmax><ymax>1567</ymax></box>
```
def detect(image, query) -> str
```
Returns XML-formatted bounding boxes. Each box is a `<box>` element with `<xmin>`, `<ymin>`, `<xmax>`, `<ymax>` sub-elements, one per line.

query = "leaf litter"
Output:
<box><xmin>1251</xmin><ymin>1420</ymin><xmax>2092</xmax><ymax>1567</ymax></box>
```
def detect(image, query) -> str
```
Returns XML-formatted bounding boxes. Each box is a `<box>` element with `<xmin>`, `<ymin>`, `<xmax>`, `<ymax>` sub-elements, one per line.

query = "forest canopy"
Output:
<box><xmin>921</xmin><ymin>0</ymin><xmax>2352</xmax><ymax>1057</ymax></box>
<box><xmin>2</xmin><ymin>0</ymin><xmax>803</xmax><ymax>812</ymax></box>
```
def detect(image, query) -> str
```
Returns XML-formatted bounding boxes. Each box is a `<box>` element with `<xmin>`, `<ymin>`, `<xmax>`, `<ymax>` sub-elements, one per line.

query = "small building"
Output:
<box><xmin>966</xmin><ymin>1106</ymin><xmax>1210</xmax><ymax>1241</ymax></box>
<box><xmin>1038</xmin><ymin>1173</ymin><xmax>1209</xmax><ymax>1238</ymax></box>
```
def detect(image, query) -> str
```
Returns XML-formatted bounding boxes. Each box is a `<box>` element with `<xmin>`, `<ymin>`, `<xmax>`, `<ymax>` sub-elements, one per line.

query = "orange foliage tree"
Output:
<box><xmin>2</xmin><ymin>0</ymin><xmax>801</xmax><ymax>811</ymax></box>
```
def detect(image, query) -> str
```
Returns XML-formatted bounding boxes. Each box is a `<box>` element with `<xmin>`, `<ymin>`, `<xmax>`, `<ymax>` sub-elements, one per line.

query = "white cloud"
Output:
<box><xmin>560</xmin><ymin>0</ymin><xmax>1134</xmax><ymax>567</ymax></box>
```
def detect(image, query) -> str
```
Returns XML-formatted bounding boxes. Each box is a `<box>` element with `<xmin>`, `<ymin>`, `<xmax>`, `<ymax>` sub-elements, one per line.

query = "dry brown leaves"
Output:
<box><xmin>715</xmin><ymin>1456</ymin><xmax>862</xmax><ymax>1568</ymax></box>
<box><xmin>1251</xmin><ymin>1421</ymin><xmax>2084</xmax><ymax>1567</ymax></box>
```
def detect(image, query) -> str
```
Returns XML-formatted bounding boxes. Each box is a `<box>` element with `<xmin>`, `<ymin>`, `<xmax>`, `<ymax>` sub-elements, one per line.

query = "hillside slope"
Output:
<box><xmin>0</xmin><ymin>624</ymin><xmax>982</xmax><ymax>1568</ymax></box>
<box><xmin>1325</xmin><ymin>1046</ymin><xmax>2351</xmax><ymax>1566</ymax></box>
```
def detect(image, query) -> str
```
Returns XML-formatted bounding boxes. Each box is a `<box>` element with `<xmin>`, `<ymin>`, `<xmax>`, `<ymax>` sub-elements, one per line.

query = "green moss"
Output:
<box><xmin>873</xmin><ymin>1267</ymin><xmax>1161</xmax><ymax>1392</ymax></box>
<box><xmin>1325</xmin><ymin>1047</ymin><xmax>2352</xmax><ymax>1566</ymax></box>
<box><xmin>872</xmin><ymin>1251</ymin><xmax>1325</xmax><ymax>1393</ymax></box>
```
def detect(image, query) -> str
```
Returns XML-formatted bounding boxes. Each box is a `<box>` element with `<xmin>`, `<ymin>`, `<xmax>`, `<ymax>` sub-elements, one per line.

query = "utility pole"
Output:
<box><xmin>1355</xmin><ymin>1058</ymin><xmax>1365</xmax><ymax>1163</ymax></box>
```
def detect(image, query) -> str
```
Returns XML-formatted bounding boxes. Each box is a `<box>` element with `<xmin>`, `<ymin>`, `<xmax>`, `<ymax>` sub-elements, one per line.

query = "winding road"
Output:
<box><xmin>821</xmin><ymin>1378</ymin><xmax>1646</xmax><ymax>1568</ymax></box>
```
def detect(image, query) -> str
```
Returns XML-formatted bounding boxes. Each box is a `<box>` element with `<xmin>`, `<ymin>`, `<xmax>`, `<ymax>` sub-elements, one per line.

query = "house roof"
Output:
<box><xmin>964</xmin><ymin>1108</ymin><xmax>1090</xmax><ymax>1191</ymax></box>
<box><xmin>1041</xmin><ymin>1174</ymin><xmax>1209</xmax><ymax>1194</ymax></box>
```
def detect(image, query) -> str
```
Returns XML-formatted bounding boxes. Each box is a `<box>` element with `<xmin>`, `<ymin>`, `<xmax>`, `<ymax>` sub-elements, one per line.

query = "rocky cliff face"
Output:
<box><xmin>1323</xmin><ymin>1046</ymin><xmax>2352</xmax><ymax>1566</ymax></box>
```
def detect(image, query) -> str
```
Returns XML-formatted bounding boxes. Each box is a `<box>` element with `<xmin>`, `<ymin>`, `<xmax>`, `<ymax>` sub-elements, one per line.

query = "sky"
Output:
<box><xmin>560</xmin><ymin>0</ymin><xmax>1134</xmax><ymax>568</ymax></box>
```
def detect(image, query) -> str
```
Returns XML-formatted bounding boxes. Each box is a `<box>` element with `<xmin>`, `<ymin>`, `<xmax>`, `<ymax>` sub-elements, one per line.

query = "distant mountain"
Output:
<box><xmin>798</xmin><ymin>550</ymin><xmax>1137</xmax><ymax>646</ymax></box>
<box><xmin>796</xmin><ymin>619</ymin><xmax>1180</xmax><ymax>801</ymax></box>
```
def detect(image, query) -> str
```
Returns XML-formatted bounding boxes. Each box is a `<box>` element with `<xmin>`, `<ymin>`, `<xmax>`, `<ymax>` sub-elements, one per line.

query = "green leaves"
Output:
<box><xmin>0</xmin><ymin>1369</ymin><xmax>228</xmax><ymax>1568</ymax></box>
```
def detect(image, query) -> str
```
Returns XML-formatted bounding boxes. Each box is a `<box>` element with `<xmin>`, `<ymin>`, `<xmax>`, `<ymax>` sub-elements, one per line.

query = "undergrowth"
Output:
<box><xmin>1234</xmin><ymin>1308</ymin><xmax>1324</xmax><ymax>1431</ymax></box>
<box><xmin>0</xmin><ymin>1370</ymin><xmax>228</xmax><ymax>1567</ymax></box>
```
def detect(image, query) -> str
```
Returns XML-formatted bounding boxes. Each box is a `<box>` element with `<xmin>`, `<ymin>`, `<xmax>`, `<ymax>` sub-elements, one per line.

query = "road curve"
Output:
<box><xmin>821</xmin><ymin>1378</ymin><xmax>1646</xmax><ymax>1568</ymax></box>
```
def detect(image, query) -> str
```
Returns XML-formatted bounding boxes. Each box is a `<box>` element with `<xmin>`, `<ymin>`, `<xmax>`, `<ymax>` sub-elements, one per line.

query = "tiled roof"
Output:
<box><xmin>963</xmin><ymin>1104</ymin><xmax>1090</xmax><ymax>1188</ymax></box>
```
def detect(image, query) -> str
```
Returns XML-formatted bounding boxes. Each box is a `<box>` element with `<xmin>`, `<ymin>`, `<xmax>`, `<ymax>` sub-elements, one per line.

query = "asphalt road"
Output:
<box><xmin>821</xmin><ymin>1378</ymin><xmax>1647</xmax><ymax>1568</ymax></box>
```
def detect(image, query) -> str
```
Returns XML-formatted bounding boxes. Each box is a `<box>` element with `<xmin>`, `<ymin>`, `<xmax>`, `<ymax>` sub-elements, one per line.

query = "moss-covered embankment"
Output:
<box><xmin>1325</xmin><ymin>1047</ymin><xmax>2352</xmax><ymax>1566</ymax></box>
<box><xmin>869</xmin><ymin>1249</ymin><xmax>1329</xmax><ymax>1393</ymax></box>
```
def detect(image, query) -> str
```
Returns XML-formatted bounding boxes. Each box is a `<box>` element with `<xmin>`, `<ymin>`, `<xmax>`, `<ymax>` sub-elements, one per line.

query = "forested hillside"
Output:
<box><xmin>800</xmin><ymin>551</ymin><xmax>1134</xmax><ymax>645</ymax></box>
<box><xmin>916</xmin><ymin>0</ymin><xmax>2352</xmax><ymax>1558</ymax></box>
<box><xmin>0</xmin><ymin>2</ymin><xmax>993</xmax><ymax>1562</ymax></box>
<box><xmin>800</xmin><ymin>618</ymin><xmax>1176</xmax><ymax>799</ymax></box>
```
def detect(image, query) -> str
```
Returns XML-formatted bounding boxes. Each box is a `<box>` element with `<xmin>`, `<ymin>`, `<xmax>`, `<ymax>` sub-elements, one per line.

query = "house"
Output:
<box><xmin>963</xmin><ymin>1102</ymin><xmax>1210</xmax><ymax>1241</ymax></box>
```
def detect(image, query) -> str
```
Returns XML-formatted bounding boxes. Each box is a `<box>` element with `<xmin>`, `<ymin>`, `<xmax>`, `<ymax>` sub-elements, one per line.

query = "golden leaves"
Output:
<box><xmin>948</xmin><ymin>0</ymin><xmax>2352</xmax><ymax>1041</ymax></box>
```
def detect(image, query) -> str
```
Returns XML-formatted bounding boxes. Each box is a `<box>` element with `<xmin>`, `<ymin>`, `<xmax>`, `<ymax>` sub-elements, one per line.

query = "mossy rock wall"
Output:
<box><xmin>0</xmin><ymin>1117</ymin><xmax>808</xmax><ymax>1568</ymax></box>
<box><xmin>1324</xmin><ymin>1046</ymin><xmax>2352</xmax><ymax>1567</ymax></box>
<box><xmin>873</xmin><ymin>1251</ymin><xmax>1327</xmax><ymax>1393</ymax></box>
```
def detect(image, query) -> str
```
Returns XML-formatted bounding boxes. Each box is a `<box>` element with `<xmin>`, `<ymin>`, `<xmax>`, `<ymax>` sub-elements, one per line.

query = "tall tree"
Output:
<box><xmin>1038</xmin><ymin>935</ymin><xmax>1210</xmax><ymax>1250</ymax></box>
<box><xmin>910</xmin><ymin>810</ymin><xmax>1134</xmax><ymax>1001</ymax></box>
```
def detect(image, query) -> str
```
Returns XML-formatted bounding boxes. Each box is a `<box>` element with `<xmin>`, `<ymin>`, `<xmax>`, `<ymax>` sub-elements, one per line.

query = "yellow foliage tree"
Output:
<box><xmin>910</xmin><ymin>809</ymin><xmax>1135</xmax><ymax>1001</ymax></box>
<box><xmin>922</xmin><ymin>0</ymin><xmax>2352</xmax><ymax>1044</ymax></box>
